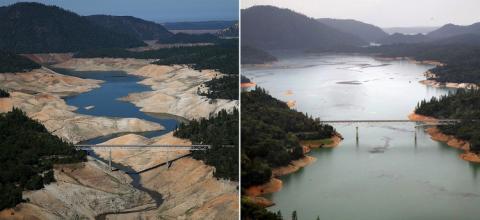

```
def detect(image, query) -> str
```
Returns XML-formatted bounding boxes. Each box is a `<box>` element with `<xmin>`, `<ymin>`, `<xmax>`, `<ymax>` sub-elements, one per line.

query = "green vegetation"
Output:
<box><xmin>0</xmin><ymin>2</ymin><xmax>145</xmax><ymax>53</ymax></box>
<box><xmin>241</xmin><ymin>88</ymin><xmax>336</xmax><ymax>188</ymax></box>
<box><xmin>361</xmin><ymin>44</ymin><xmax>480</xmax><ymax>84</ymax></box>
<box><xmin>75</xmin><ymin>39</ymin><xmax>239</xmax><ymax>100</ymax></box>
<box><xmin>241</xmin><ymin>196</ymin><xmax>282</xmax><ymax>220</ymax></box>
<box><xmin>174</xmin><ymin>109</ymin><xmax>238</xmax><ymax>181</ymax></box>
<box><xmin>86</xmin><ymin>15</ymin><xmax>173</xmax><ymax>41</ymax></box>
<box><xmin>241</xmin><ymin>46</ymin><xmax>277</xmax><ymax>65</ymax></box>
<box><xmin>0</xmin><ymin>108</ymin><xmax>86</xmax><ymax>210</ymax></box>
<box><xmin>0</xmin><ymin>88</ymin><xmax>9</xmax><ymax>98</ymax></box>
<box><xmin>198</xmin><ymin>75</ymin><xmax>238</xmax><ymax>100</ymax></box>
<box><xmin>0</xmin><ymin>51</ymin><xmax>40</xmax><ymax>73</ymax></box>
<box><xmin>415</xmin><ymin>89</ymin><xmax>480</xmax><ymax>151</ymax></box>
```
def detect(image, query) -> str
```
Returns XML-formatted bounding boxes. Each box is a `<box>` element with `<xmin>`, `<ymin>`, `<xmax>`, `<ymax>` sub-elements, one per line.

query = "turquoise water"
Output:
<box><xmin>243</xmin><ymin>54</ymin><xmax>480</xmax><ymax>220</ymax></box>
<box><xmin>55</xmin><ymin>68</ymin><xmax>181</xmax><ymax>144</ymax></box>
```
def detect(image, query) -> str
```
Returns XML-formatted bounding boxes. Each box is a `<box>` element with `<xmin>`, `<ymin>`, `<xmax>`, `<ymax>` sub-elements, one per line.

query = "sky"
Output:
<box><xmin>0</xmin><ymin>0</ymin><xmax>239</xmax><ymax>22</ymax></box>
<box><xmin>241</xmin><ymin>0</ymin><xmax>480</xmax><ymax>27</ymax></box>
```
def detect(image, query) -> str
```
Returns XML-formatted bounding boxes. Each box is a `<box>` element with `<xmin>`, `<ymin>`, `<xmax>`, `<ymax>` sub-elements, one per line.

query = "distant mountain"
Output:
<box><xmin>241</xmin><ymin>6</ymin><xmax>366</xmax><ymax>51</ymax></box>
<box><xmin>163</xmin><ymin>20</ymin><xmax>237</xmax><ymax>30</ymax></box>
<box><xmin>216</xmin><ymin>23</ymin><xmax>238</xmax><ymax>38</ymax></box>
<box><xmin>86</xmin><ymin>15</ymin><xmax>173</xmax><ymax>40</ymax></box>
<box><xmin>427</xmin><ymin>22</ymin><xmax>480</xmax><ymax>39</ymax></box>
<box><xmin>157</xmin><ymin>33</ymin><xmax>219</xmax><ymax>44</ymax></box>
<box><xmin>383</xmin><ymin>26</ymin><xmax>439</xmax><ymax>35</ymax></box>
<box><xmin>317</xmin><ymin>18</ymin><xmax>388</xmax><ymax>42</ymax></box>
<box><xmin>379</xmin><ymin>33</ymin><xmax>430</xmax><ymax>45</ymax></box>
<box><xmin>0</xmin><ymin>2</ymin><xmax>145</xmax><ymax>53</ymax></box>
<box><xmin>241</xmin><ymin>46</ymin><xmax>277</xmax><ymax>64</ymax></box>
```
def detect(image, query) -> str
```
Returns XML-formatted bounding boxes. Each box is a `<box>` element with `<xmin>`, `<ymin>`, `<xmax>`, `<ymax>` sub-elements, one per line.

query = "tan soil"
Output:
<box><xmin>409</xmin><ymin>113</ymin><xmax>480</xmax><ymax>163</ymax></box>
<box><xmin>272</xmin><ymin>156</ymin><xmax>317</xmax><ymax>177</ymax></box>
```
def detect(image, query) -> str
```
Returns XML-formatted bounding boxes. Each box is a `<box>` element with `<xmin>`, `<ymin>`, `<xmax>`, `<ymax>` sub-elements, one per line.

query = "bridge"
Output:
<box><xmin>75</xmin><ymin>144</ymin><xmax>213</xmax><ymax>172</ymax></box>
<box><xmin>319</xmin><ymin>119</ymin><xmax>465</xmax><ymax>144</ymax></box>
<box><xmin>319</xmin><ymin>119</ymin><xmax>461</xmax><ymax>123</ymax></box>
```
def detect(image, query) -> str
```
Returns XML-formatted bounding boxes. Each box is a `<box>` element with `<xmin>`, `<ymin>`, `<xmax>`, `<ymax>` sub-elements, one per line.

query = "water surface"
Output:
<box><xmin>243</xmin><ymin>54</ymin><xmax>480</xmax><ymax>220</ymax></box>
<box><xmin>54</xmin><ymin>68</ymin><xmax>182</xmax><ymax>144</ymax></box>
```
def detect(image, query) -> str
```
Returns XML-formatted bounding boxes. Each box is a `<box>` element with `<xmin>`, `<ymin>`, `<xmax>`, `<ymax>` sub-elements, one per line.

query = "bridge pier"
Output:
<box><xmin>356</xmin><ymin>126</ymin><xmax>359</xmax><ymax>143</ymax></box>
<box><xmin>109</xmin><ymin>148</ymin><xmax>112</xmax><ymax>171</ymax></box>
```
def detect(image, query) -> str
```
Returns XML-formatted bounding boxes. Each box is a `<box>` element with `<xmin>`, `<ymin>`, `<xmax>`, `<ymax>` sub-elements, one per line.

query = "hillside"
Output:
<box><xmin>0</xmin><ymin>108</ymin><xmax>86</xmax><ymax>210</ymax></box>
<box><xmin>317</xmin><ymin>18</ymin><xmax>388</xmax><ymax>42</ymax></box>
<box><xmin>0</xmin><ymin>51</ymin><xmax>40</xmax><ymax>73</ymax></box>
<box><xmin>86</xmin><ymin>15</ymin><xmax>173</xmax><ymax>40</ymax></box>
<box><xmin>241</xmin><ymin>88</ymin><xmax>336</xmax><ymax>188</ymax></box>
<box><xmin>217</xmin><ymin>23</ymin><xmax>239</xmax><ymax>38</ymax></box>
<box><xmin>0</xmin><ymin>2</ymin><xmax>145</xmax><ymax>53</ymax></box>
<box><xmin>163</xmin><ymin>20</ymin><xmax>237</xmax><ymax>30</ymax></box>
<box><xmin>241</xmin><ymin>46</ymin><xmax>277</xmax><ymax>64</ymax></box>
<box><xmin>427</xmin><ymin>22</ymin><xmax>480</xmax><ymax>39</ymax></box>
<box><xmin>241</xmin><ymin>6</ymin><xmax>365</xmax><ymax>50</ymax></box>
<box><xmin>415</xmin><ymin>89</ymin><xmax>480</xmax><ymax>152</ymax></box>
<box><xmin>379</xmin><ymin>33</ymin><xmax>430</xmax><ymax>45</ymax></box>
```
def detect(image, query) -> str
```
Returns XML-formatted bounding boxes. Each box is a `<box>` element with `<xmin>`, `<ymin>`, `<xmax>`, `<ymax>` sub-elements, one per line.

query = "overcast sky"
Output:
<box><xmin>242</xmin><ymin>0</ymin><xmax>480</xmax><ymax>27</ymax></box>
<box><xmin>0</xmin><ymin>0</ymin><xmax>238</xmax><ymax>22</ymax></box>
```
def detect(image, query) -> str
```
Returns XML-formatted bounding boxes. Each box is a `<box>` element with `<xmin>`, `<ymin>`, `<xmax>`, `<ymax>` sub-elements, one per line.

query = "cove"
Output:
<box><xmin>53</xmin><ymin>68</ymin><xmax>183</xmax><ymax>144</ymax></box>
<box><xmin>243</xmin><ymin>54</ymin><xmax>480</xmax><ymax>220</ymax></box>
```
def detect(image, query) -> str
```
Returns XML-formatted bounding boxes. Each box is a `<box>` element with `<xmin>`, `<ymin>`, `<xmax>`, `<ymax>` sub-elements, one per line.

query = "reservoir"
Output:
<box><xmin>54</xmin><ymin>68</ymin><xmax>182</xmax><ymax>144</ymax></box>
<box><xmin>243</xmin><ymin>54</ymin><xmax>480</xmax><ymax>220</ymax></box>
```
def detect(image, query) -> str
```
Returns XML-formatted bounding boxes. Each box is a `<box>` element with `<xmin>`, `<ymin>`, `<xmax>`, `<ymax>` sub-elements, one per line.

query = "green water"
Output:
<box><xmin>242</xmin><ymin>54</ymin><xmax>480</xmax><ymax>220</ymax></box>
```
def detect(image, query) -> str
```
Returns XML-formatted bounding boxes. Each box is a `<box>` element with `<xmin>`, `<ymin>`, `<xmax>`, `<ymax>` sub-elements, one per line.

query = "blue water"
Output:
<box><xmin>54</xmin><ymin>68</ymin><xmax>182</xmax><ymax>144</ymax></box>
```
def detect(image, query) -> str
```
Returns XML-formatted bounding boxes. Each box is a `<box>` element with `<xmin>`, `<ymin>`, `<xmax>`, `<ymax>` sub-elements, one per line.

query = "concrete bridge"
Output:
<box><xmin>319</xmin><ymin>119</ymin><xmax>465</xmax><ymax>144</ymax></box>
<box><xmin>75</xmin><ymin>144</ymin><xmax>212</xmax><ymax>171</ymax></box>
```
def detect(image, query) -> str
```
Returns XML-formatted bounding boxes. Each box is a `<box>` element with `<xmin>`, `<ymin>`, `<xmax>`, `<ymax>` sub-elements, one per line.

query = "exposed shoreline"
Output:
<box><xmin>245</xmin><ymin>134</ymin><xmax>342</xmax><ymax>207</ymax></box>
<box><xmin>408</xmin><ymin>113</ymin><xmax>480</xmax><ymax>163</ymax></box>
<box><xmin>375</xmin><ymin>56</ymin><xmax>479</xmax><ymax>89</ymax></box>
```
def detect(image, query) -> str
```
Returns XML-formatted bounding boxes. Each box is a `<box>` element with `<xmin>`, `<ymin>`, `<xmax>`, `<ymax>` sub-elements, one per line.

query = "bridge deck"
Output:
<box><xmin>75</xmin><ymin>144</ymin><xmax>211</xmax><ymax>151</ymax></box>
<box><xmin>320</xmin><ymin>119</ymin><xmax>461</xmax><ymax>123</ymax></box>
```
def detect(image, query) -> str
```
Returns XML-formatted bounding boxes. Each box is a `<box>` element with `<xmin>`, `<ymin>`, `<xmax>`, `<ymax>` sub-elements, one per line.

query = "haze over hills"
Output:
<box><xmin>86</xmin><ymin>15</ymin><xmax>174</xmax><ymax>41</ymax></box>
<box><xmin>0</xmin><ymin>2</ymin><xmax>146</xmax><ymax>53</ymax></box>
<box><xmin>379</xmin><ymin>33</ymin><xmax>430</xmax><ymax>45</ymax></box>
<box><xmin>241</xmin><ymin>6</ymin><xmax>366</xmax><ymax>51</ymax></box>
<box><xmin>427</xmin><ymin>22</ymin><xmax>480</xmax><ymax>39</ymax></box>
<box><xmin>317</xmin><ymin>18</ymin><xmax>388</xmax><ymax>43</ymax></box>
<box><xmin>383</xmin><ymin>26</ymin><xmax>439</xmax><ymax>35</ymax></box>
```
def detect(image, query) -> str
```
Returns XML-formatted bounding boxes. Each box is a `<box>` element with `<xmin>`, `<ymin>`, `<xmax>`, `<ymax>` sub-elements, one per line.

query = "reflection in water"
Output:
<box><xmin>244</xmin><ymin>55</ymin><xmax>480</xmax><ymax>220</ymax></box>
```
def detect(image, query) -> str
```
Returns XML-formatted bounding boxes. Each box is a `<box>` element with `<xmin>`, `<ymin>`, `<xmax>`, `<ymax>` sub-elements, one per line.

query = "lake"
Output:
<box><xmin>54</xmin><ymin>68</ymin><xmax>182</xmax><ymax>144</ymax></box>
<box><xmin>242</xmin><ymin>54</ymin><xmax>480</xmax><ymax>220</ymax></box>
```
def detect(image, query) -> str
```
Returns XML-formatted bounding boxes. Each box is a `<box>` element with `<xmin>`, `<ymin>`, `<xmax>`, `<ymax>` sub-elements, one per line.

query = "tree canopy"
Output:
<box><xmin>0</xmin><ymin>108</ymin><xmax>86</xmax><ymax>210</ymax></box>
<box><xmin>174</xmin><ymin>108</ymin><xmax>238</xmax><ymax>181</ymax></box>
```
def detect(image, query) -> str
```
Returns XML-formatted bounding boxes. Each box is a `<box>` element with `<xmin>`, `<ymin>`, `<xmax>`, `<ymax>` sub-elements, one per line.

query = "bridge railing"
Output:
<box><xmin>74</xmin><ymin>144</ymin><xmax>211</xmax><ymax>151</ymax></box>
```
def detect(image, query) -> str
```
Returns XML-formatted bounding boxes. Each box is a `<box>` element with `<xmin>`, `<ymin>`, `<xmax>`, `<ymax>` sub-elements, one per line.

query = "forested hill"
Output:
<box><xmin>415</xmin><ymin>89</ymin><xmax>480</xmax><ymax>152</ymax></box>
<box><xmin>427</xmin><ymin>22</ymin><xmax>480</xmax><ymax>40</ymax></box>
<box><xmin>359</xmin><ymin>44</ymin><xmax>480</xmax><ymax>84</ymax></box>
<box><xmin>317</xmin><ymin>18</ymin><xmax>388</xmax><ymax>43</ymax></box>
<box><xmin>0</xmin><ymin>51</ymin><xmax>41</xmax><ymax>73</ymax></box>
<box><xmin>241</xmin><ymin>46</ymin><xmax>277</xmax><ymax>64</ymax></box>
<box><xmin>0</xmin><ymin>2</ymin><xmax>145</xmax><ymax>53</ymax></box>
<box><xmin>0</xmin><ymin>108</ymin><xmax>86</xmax><ymax>210</ymax></box>
<box><xmin>241</xmin><ymin>88</ymin><xmax>336</xmax><ymax>188</ymax></box>
<box><xmin>241</xmin><ymin>5</ymin><xmax>365</xmax><ymax>51</ymax></box>
<box><xmin>174</xmin><ymin>109</ymin><xmax>238</xmax><ymax>181</ymax></box>
<box><xmin>86</xmin><ymin>15</ymin><xmax>173</xmax><ymax>41</ymax></box>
